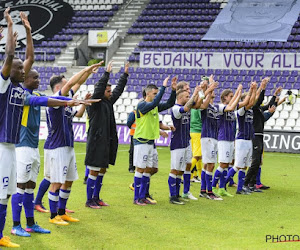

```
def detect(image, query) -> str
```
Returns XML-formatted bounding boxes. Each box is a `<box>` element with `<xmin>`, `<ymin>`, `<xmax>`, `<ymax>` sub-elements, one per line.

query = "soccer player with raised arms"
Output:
<box><xmin>133</xmin><ymin>76</ymin><xmax>176</xmax><ymax>205</ymax></box>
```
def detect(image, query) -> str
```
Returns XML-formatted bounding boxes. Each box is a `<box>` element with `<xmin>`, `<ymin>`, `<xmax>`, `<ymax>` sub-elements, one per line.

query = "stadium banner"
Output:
<box><xmin>264</xmin><ymin>130</ymin><xmax>300</xmax><ymax>154</ymax></box>
<box><xmin>0</xmin><ymin>0</ymin><xmax>73</xmax><ymax>51</ymax></box>
<box><xmin>203</xmin><ymin>0</ymin><xmax>300</xmax><ymax>42</ymax></box>
<box><xmin>39</xmin><ymin>122</ymin><xmax>171</xmax><ymax>146</ymax></box>
<box><xmin>140</xmin><ymin>51</ymin><xmax>300</xmax><ymax>70</ymax></box>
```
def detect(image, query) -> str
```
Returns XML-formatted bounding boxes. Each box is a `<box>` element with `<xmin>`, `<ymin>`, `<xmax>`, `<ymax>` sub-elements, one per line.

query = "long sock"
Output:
<box><xmin>35</xmin><ymin>178</ymin><xmax>50</xmax><ymax>205</ymax></box>
<box><xmin>0</xmin><ymin>200</ymin><xmax>8</xmax><ymax>239</ymax></box>
<box><xmin>134</xmin><ymin>171</ymin><xmax>142</xmax><ymax>201</ymax></box>
<box><xmin>168</xmin><ymin>173</ymin><xmax>177</xmax><ymax>197</ymax></box>
<box><xmin>48</xmin><ymin>191</ymin><xmax>59</xmax><ymax>219</ymax></box>
<box><xmin>183</xmin><ymin>171</ymin><xmax>191</xmax><ymax>194</ymax></box>
<box><xmin>220</xmin><ymin>168</ymin><xmax>228</xmax><ymax>188</ymax></box>
<box><xmin>256</xmin><ymin>166</ymin><xmax>262</xmax><ymax>185</ymax></box>
<box><xmin>176</xmin><ymin>176</ymin><xmax>182</xmax><ymax>197</ymax></box>
<box><xmin>58</xmin><ymin>189</ymin><xmax>70</xmax><ymax>216</ymax></box>
<box><xmin>93</xmin><ymin>173</ymin><xmax>104</xmax><ymax>200</ymax></box>
<box><xmin>225</xmin><ymin>166</ymin><xmax>238</xmax><ymax>184</ymax></box>
<box><xmin>212</xmin><ymin>166</ymin><xmax>223</xmax><ymax>187</ymax></box>
<box><xmin>190</xmin><ymin>157</ymin><xmax>198</xmax><ymax>178</ymax></box>
<box><xmin>86</xmin><ymin>174</ymin><xmax>96</xmax><ymax>201</ymax></box>
<box><xmin>201</xmin><ymin>170</ymin><xmax>207</xmax><ymax>192</ymax></box>
<box><xmin>196</xmin><ymin>160</ymin><xmax>202</xmax><ymax>176</ymax></box>
<box><xmin>23</xmin><ymin>189</ymin><xmax>35</xmax><ymax>226</ymax></box>
<box><xmin>85</xmin><ymin>166</ymin><xmax>89</xmax><ymax>178</ymax></box>
<box><xmin>11</xmin><ymin>188</ymin><xmax>24</xmax><ymax>226</ymax></box>
<box><xmin>145</xmin><ymin>175</ymin><xmax>151</xmax><ymax>196</ymax></box>
<box><xmin>140</xmin><ymin>173</ymin><xmax>150</xmax><ymax>199</ymax></box>
<box><xmin>228</xmin><ymin>165</ymin><xmax>235</xmax><ymax>185</ymax></box>
<box><xmin>205</xmin><ymin>171</ymin><xmax>213</xmax><ymax>192</ymax></box>
<box><xmin>238</xmin><ymin>170</ymin><xmax>246</xmax><ymax>192</ymax></box>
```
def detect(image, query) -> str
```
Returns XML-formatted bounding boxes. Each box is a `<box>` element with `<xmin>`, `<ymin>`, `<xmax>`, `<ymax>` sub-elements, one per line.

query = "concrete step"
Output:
<box><xmin>115</xmin><ymin>21</ymin><xmax>130</xmax><ymax>25</ymax></box>
<box><xmin>123</xmin><ymin>42</ymin><xmax>138</xmax><ymax>46</ymax></box>
<box><xmin>116</xmin><ymin>51</ymin><xmax>130</xmax><ymax>55</ymax></box>
<box><xmin>119</xmin><ymin>47</ymin><xmax>136</xmax><ymax>50</ymax></box>
<box><xmin>112</xmin><ymin>56</ymin><xmax>127</xmax><ymax>60</ymax></box>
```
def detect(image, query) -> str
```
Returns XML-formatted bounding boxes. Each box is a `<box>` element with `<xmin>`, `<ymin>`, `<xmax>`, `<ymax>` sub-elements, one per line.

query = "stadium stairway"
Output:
<box><xmin>109</xmin><ymin>0</ymin><xmax>150</xmax><ymax>70</ymax></box>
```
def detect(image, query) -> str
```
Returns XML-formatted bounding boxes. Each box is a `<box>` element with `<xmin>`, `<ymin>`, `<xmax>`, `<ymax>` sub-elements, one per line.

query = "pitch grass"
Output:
<box><xmin>3</xmin><ymin>142</ymin><xmax>300</xmax><ymax>249</ymax></box>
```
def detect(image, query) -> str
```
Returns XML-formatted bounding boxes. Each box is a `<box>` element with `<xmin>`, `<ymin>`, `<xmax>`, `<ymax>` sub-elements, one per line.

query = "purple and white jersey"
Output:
<box><xmin>217</xmin><ymin>104</ymin><xmax>237</xmax><ymax>142</ymax></box>
<box><xmin>170</xmin><ymin>104</ymin><xmax>190</xmax><ymax>150</ymax></box>
<box><xmin>0</xmin><ymin>74</ymin><xmax>25</xmax><ymax>144</ymax></box>
<box><xmin>236</xmin><ymin>107</ymin><xmax>254</xmax><ymax>140</ymax></box>
<box><xmin>201</xmin><ymin>103</ymin><xmax>219</xmax><ymax>140</ymax></box>
<box><xmin>44</xmin><ymin>90</ymin><xmax>77</xmax><ymax>149</ymax></box>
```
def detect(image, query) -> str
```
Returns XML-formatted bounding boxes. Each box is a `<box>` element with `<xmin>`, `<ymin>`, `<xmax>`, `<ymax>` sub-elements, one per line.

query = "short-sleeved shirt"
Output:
<box><xmin>171</xmin><ymin>104</ymin><xmax>191</xmax><ymax>150</ymax></box>
<box><xmin>236</xmin><ymin>107</ymin><xmax>254</xmax><ymax>140</ymax></box>
<box><xmin>201</xmin><ymin>103</ymin><xmax>219</xmax><ymax>140</ymax></box>
<box><xmin>217</xmin><ymin>103</ymin><xmax>237</xmax><ymax>142</ymax></box>
<box><xmin>44</xmin><ymin>90</ymin><xmax>77</xmax><ymax>149</ymax></box>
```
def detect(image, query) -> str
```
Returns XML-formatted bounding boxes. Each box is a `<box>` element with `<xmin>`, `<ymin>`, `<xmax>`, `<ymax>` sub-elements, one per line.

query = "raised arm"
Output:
<box><xmin>21</xmin><ymin>12</ymin><xmax>34</xmax><ymax>77</ymax></box>
<box><xmin>2</xmin><ymin>8</ymin><xmax>15</xmax><ymax>79</ymax></box>
<box><xmin>111</xmin><ymin>62</ymin><xmax>129</xmax><ymax>104</ymax></box>
<box><xmin>158</xmin><ymin>76</ymin><xmax>177</xmax><ymax>112</ymax></box>
<box><xmin>183</xmin><ymin>85</ymin><xmax>201</xmax><ymax>112</ymax></box>
<box><xmin>254</xmin><ymin>77</ymin><xmax>269</xmax><ymax>108</ymax></box>
<box><xmin>245</xmin><ymin>82</ymin><xmax>257</xmax><ymax>110</ymax></box>
<box><xmin>199</xmin><ymin>93</ymin><xmax>212</xmax><ymax>109</ymax></box>
<box><xmin>92</xmin><ymin>61</ymin><xmax>113</xmax><ymax>99</ymax></box>
<box><xmin>224</xmin><ymin>84</ymin><xmax>242</xmax><ymax>111</ymax></box>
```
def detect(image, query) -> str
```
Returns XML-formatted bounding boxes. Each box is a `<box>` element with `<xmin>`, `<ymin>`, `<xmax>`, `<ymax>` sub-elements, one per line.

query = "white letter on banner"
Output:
<box><xmin>123</xmin><ymin>127</ymin><xmax>131</xmax><ymax>143</ymax></box>
<box><xmin>271</xmin><ymin>134</ymin><xmax>279</xmax><ymax>149</ymax></box>
<box><xmin>263</xmin><ymin>134</ymin><xmax>271</xmax><ymax>149</ymax></box>
<box><xmin>279</xmin><ymin>135</ymin><xmax>290</xmax><ymax>150</ymax></box>
<box><xmin>291</xmin><ymin>136</ymin><xmax>300</xmax><ymax>150</ymax></box>
<box><xmin>153</xmin><ymin>53</ymin><xmax>161</xmax><ymax>66</ymax></box>
<box><xmin>143</xmin><ymin>53</ymin><xmax>152</xmax><ymax>66</ymax></box>
<box><xmin>117</xmin><ymin>126</ymin><xmax>122</xmax><ymax>139</ymax></box>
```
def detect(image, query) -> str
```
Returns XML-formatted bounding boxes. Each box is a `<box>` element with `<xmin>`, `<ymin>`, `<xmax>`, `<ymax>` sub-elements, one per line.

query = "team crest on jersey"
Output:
<box><xmin>207</xmin><ymin>106</ymin><xmax>219</xmax><ymax>120</ymax></box>
<box><xmin>181</xmin><ymin>113</ymin><xmax>190</xmax><ymax>124</ymax></box>
<box><xmin>245</xmin><ymin>110</ymin><xmax>254</xmax><ymax>123</ymax></box>
<box><xmin>9</xmin><ymin>87</ymin><xmax>25</xmax><ymax>106</ymax></box>
<box><xmin>64</xmin><ymin>106</ymin><xmax>73</xmax><ymax>118</ymax></box>
<box><xmin>225</xmin><ymin>111</ymin><xmax>236</xmax><ymax>121</ymax></box>
<box><xmin>0</xmin><ymin>0</ymin><xmax>73</xmax><ymax>51</ymax></box>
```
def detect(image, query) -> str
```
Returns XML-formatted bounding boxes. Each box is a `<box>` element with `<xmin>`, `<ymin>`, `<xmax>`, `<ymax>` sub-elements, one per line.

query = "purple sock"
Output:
<box><xmin>35</xmin><ymin>178</ymin><xmax>50</xmax><ymax>205</ymax></box>
<box><xmin>212</xmin><ymin>167</ymin><xmax>223</xmax><ymax>188</ymax></box>
<box><xmin>201</xmin><ymin>170</ymin><xmax>207</xmax><ymax>192</ymax></box>
<box><xmin>256</xmin><ymin>166</ymin><xmax>262</xmax><ymax>185</ymax></box>
<box><xmin>168</xmin><ymin>173</ymin><xmax>177</xmax><ymax>197</ymax></box>
<box><xmin>146</xmin><ymin>176</ymin><xmax>151</xmax><ymax>196</ymax></box>
<box><xmin>0</xmin><ymin>203</ymin><xmax>7</xmax><ymax>239</ymax></box>
<box><xmin>134</xmin><ymin>172</ymin><xmax>142</xmax><ymax>201</ymax></box>
<box><xmin>140</xmin><ymin>173</ymin><xmax>150</xmax><ymax>199</ymax></box>
<box><xmin>183</xmin><ymin>171</ymin><xmax>191</xmax><ymax>194</ymax></box>
<box><xmin>23</xmin><ymin>189</ymin><xmax>34</xmax><ymax>219</ymax></box>
<box><xmin>228</xmin><ymin>166</ymin><xmax>235</xmax><ymax>185</ymax></box>
<box><xmin>86</xmin><ymin>175</ymin><xmax>96</xmax><ymax>201</ymax></box>
<box><xmin>48</xmin><ymin>191</ymin><xmax>59</xmax><ymax>215</ymax></box>
<box><xmin>176</xmin><ymin>176</ymin><xmax>181</xmax><ymax>197</ymax></box>
<box><xmin>93</xmin><ymin>174</ymin><xmax>104</xmax><ymax>200</ymax></box>
<box><xmin>11</xmin><ymin>189</ymin><xmax>24</xmax><ymax>223</ymax></box>
<box><xmin>220</xmin><ymin>168</ymin><xmax>227</xmax><ymax>188</ymax></box>
<box><xmin>59</xmin><ymin>189</ymin><xmax>70</xmax><ymax>209</ymax></box>
<box><xmin>238</xmin><ymin>170</ymin><xmax>246</xmax><ymax>192</ymax></box>
<box><xmin>205</xmin><ymin>171</ymin><xmax>213</xmax><ymax>192</ymax></box>
<box><xmin>85</xmin><ymin>166</ymin><xmax>89</xmax><ymax>178</ymax></box>
<box><xmin>226</xmin><ymin>167</ymin><xmax>238</xmax><ymax>185</ymax></box>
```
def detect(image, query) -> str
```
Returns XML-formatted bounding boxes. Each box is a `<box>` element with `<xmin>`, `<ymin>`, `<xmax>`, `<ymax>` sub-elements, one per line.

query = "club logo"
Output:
<box><xmin>0</xmin><ymin>0</ymin><xmax>73</xmax><ymax>51</ymax></box>
<box><xmin>9</xmin><ymin>87</ymin><xmax>25</xmax><ymax>106</ymax></box>
<box><xmin>2</xmin><ymin>176</ymin><xmax>9</xmax><ymax>188</ymax></box>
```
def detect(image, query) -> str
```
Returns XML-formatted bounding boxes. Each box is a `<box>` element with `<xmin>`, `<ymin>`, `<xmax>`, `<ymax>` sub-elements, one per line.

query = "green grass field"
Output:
<box><xmin>3</xmin><ymin>142</ymin><xmax>300</xmax><ymax>249</ymax></box>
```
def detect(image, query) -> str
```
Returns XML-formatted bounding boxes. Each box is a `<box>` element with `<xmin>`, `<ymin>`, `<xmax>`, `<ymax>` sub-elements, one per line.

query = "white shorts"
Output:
<box><xmin>234</xmin><ymin>140</ymin><xmax>253</xmax><ymax>168</ymax></box>
<box><xmin>218</xmin><ymin>141</ymin><xmax>235</xmax><ymax>164</ymax></box>
<box><xmin>133</xmin><ymin>144</ymin><xmax>155</xmax><ymax>169</ymax></box>
<box><xmin>171</xmin><ymin>145</ymin><xmax>192</xmax><ymax>171</ymax></box>
<box><xmin>0</xmin><ymin>143</ymin><xmax>17</xmax><ymax>199</ymax></box>
<box><xmin>153</xmin><ymin>148</ymin><xmax>158</xmax><ymax>168</ymax></box>
<box><xmin>44</xmin><ymin>147</ymin><xmax>78</xmax><ymax>184</ymax></box>
<box><xmin>201</xmin><ymin>138</ymin><xmax>218</xmax><ymax>164</ymax></box>
<box><xmin>16</xmin><ymin>147</ymin><xmax>40</xmax><ymax>183</ymax></box>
